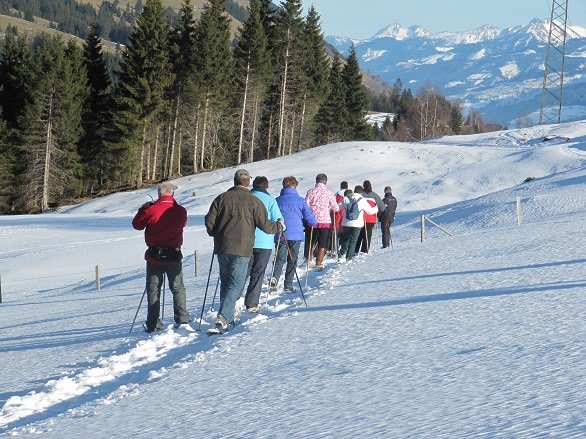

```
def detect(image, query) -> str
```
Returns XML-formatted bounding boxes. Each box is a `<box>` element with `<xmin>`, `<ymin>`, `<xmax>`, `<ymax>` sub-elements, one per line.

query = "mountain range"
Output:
<box><xmin>327</xmin><ymin>19</ymin><xmax>586</xmax><ymax>127</ymax></box>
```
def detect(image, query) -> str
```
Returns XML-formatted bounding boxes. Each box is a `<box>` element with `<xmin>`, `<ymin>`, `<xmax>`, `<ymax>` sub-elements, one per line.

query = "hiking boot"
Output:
<box><xmin>269</xmin><ymin>277</ymin><xmax>278</xmax><ymax>289</ymax></box>
<box><xmin>144</xmin><ymin>319</ymin><xmax>163</xmax><ymax>333</ymax></box>
<box><xmin>315</xmin><ymin>248</ymin><xmax>326</xmax><ymax>268</ymax></box>
<box><xmin>246</xmin><ymin>306</ymin><xmax>260</xmax><ymax>313</ymax></box>
<box><xmin>283</xmin><ymin>286</ymin><xmax>296</xmax><ymax>294</ymax></box>
<box><xmin>214</xmin><ymin>315</ymin><xmax>229</xmax><ymax>332</ymax></box>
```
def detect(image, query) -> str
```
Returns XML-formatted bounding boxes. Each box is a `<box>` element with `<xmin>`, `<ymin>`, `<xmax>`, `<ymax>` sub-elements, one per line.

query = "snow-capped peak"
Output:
<box><xmin>370</xmin><ymin>23</ymin><xmax>429</xmax><ymax>41</ymax></box>
<box><xmin>433</xmin><ymin>24</ymin><xmax>502</xmax><ymax>44</ymax></box>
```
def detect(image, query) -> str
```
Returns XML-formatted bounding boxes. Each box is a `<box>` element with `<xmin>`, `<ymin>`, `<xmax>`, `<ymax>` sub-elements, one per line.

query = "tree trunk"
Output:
<box><xmin>137</xmin><ymin>124</ymin><xmax>146</xmax><ymax>188</ymax></box>
<box><xmin>193</xmin><ymin>107</ymin><xmax>200</xmax><ymax>174</ymax></box>
<box><xmin>200</xmin><ymin>94</ymin><xmax>209</xmax><ymax>171</ymax></box>
<box><xmin>42</xmin><ymin>93</ymin><xmax>54</xmax><ymax>212</ymax></box>
<box><xmin>168</xmin><ymin>95</ymin><xmax>180</xmax><ymax>178</ymax></box>
<box><xmin>249</xmin><ymin>91</ymin><xmax>260</xmax><ymax>163</ymax></box>
<box><xmin>151</xmin><ymin>126</ymin><xmax>160</xmax><ymax>181</ymax></box>
<box><xmin>288</xmin><ymin>113</ymin><xmax>296</xmax><ymax>155</ymax></box>
<box><xmin>297</xmin><ymin>94</ymin><xmax>307</xmax><ymax>152</ymax></box>
<box><xmin>238</xmin><ymin>59</ymin><xmax>251</xmax><ymax>166</ymax></box>
<box><xmin>277</xmin><ymin>28</ymin><xmax>290</xmax><ymax>157</ymax></box>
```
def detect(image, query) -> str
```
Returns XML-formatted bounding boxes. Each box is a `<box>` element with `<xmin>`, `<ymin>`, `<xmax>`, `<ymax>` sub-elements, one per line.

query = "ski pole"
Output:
<box><xmin>129</xmin><ymin>285</ymin><xmax>148</xmax><ymax>334</ymax></box>
<box><xmin>333</xmin><ymin>211</ymin><xmax>339</xmax><ymax>262</ymax></box>
<box><xmin>305</xmin><ymin>227</ymin><xmax>313</xmax><ymax>287</ymax></box>
<box><xmin>161</xmin><ymin>273</ymin><xmax>166</xmax><ymax>320</ymax></box>
<box><xmin>210</xmin><ymin>275</ymin><xmax>220</xmax><ymax>311</ymax></box>
<box><xmin>197</xmin><ymin>254</ymin><xmax>215</xmax><ymax>330</ymax></box>
<box><xmin>283</xmin><ymin>231</ymin><xmax>307</xmax><ymax>308</ymax></box>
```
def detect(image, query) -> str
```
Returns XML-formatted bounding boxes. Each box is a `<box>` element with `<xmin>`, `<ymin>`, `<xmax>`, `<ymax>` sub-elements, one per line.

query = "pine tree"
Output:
<box><xmin>80</xmin><ymin>23</ymin><xmax>113</xmax><ymax>193</ymax></box>
<box><xmin>0</xmin><ymin>27</ymin><xmax>34</xmax><ymax>130</ymax></box>
<box><xmin>111</xmin><ymin>0</ymin><xmax>174</xmax><ymax>187</ymax></box>
<box><xmin>271</xmin><ymin>0</ymin><xmax>306</xmax><ymax>157</ymax></box>
<box><xmin>167</xmin><ymin>0</ymin><xmax>198</xmax><ymax>177</ymax></box>
<box><xmin>449</xmin><ymin>104</ymin><xmax>463</xmax><ymax>135</ymax></box>
<box><xmin>314</xmin><ymin>53</ymin><xmax>346</xmax><ymax>145</ymax></box>
<box><xmin>192</xmin><ymin>0</ymin><xmax>234</xmax><ymax>170</ymax></box>
<box><xmin>298</xmin><ymin>5</ymin><xmax>329</xmax><ymax>150</ymax></box>
<box><xmin>0</xmin><ymin>108</ymin><xmax>12</xmax><ymax>212</ymax></box>
<box><xmin>342</xmin><ymin>45</ymin><xmax>369</xmax><ymax>140</ymax></box>
<box><xmin>17</xmin><ymin>35</ymin><xmax>85</xmax><ymax>212</ymax></box>
<box><xmin>233</xmin><ymin>0</ymin><xmax>271</xmax><ymax>164</ymax></box>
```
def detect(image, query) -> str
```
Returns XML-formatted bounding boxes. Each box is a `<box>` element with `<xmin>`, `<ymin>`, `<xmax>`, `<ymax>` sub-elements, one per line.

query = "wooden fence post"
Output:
<box><xmin>194</xmin><ymin>250</ymin><xmax>199</xmax><ymax>277</ymax></box>
<box><xmin>516</xmin><ymin>196</ymin><xmax>522</xmax><ymax>225</ymax></box>
<box><xmin>421</xmin><ymin>214</ymin><xmax>426</xmax><ymax>242</ymax></box>
<box><xmin>95</xmin><ymin>265</ymin><xmax>101</xmax><ymax>291</ymax></box>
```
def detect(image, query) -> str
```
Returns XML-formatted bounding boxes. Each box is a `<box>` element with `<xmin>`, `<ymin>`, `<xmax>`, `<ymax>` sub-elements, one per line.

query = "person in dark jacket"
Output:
<box><xmin>132</xmin><ymin>181</ymin><xmax>189</xmax><ymax>333</ymax></box>
<box><xmin>205</xmin><ymin>169</ymin><xmax>282</xmax><ymax>332</ymax></box>
<box><xmin>271</xmin><ymin>176</ymin><xmax>317</xmax><ymax>293</ymax></box>
<box><xmin>380</xmin><ymin>186</ymin><xmax>398</xmax><ymax>249</ymax></box>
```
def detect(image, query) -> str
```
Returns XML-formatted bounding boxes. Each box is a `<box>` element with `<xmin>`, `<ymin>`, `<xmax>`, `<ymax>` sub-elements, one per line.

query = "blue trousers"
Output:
<box><xmin>217</xmin><ymin>254</ymin><xmax>250</xmax><ymax>323</ymax></box>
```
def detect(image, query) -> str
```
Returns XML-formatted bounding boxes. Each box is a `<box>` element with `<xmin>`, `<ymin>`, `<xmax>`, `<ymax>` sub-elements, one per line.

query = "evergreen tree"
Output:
<box><xmin>80</xmin><ymin>23</ymin><xmax>114</xmax><ymax>193</ymax></box>
<box><xmin>111</xmin><ymin>0</ymin><xmax>174</xmax><ymax>187</ymax></box>
<box><xmin>192</xmin><ymin>0</ymin><xmax>234</xmax><ymax>170</ymax></box>
<box><xmin>342</xmin><ymin>45</ymin><xmax>369</xmax><ymax>140</ymax></box>
<box><xmin>233</xmin><ymin>0</ymin><xmax>271</xmax><ymax>164</ymax></box>
<box><xmin>17</xmin><ymin>35</ymin><xmax>85</xmax><ymax>212</ymax></box>
<box><xmin>314</xmin><ymin>53</ymin><xmax>346</xmax><ymax>145</ymax></box>
<box><xmin>271</xmin><ymin>0</ymin><xmax>306</xmax><ymax>156</ymax></box>
<box><xmin>298</xmin><ymin>5</ymin><xmax>329</xmax><ymax>149</ymax></box>
<box><xmin>167</xmin><ymin>0</ymin><xmax>198</xmax><ymax>177</ymax></box>
<box><xmin>0</xmin><ymin>28</ymin><xmax>34</xmax><ymax>130</ymax></box>
<box><xmin>449</xmin><ymin>104</ymin><xmax>463</xmax><ymax>135</ymax></box>
<box><xmin>0</xmin><ymin>108</ymin><xmax>12</xmax><ymax>212</ymax></box>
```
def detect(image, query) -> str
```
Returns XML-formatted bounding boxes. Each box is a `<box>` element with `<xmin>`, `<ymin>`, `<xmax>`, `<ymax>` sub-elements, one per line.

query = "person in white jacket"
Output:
<box><xmin>338</xmin><ymin>185</ymin><xmax>379</xmax><ymax>260</ymax></box>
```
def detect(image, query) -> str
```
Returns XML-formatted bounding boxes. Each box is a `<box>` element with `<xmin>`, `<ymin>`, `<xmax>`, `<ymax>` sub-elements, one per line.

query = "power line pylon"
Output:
<box><xmin>539</xmin><ymin>0</ymin><xmax>569</xmax><ymax>125</ymax></box>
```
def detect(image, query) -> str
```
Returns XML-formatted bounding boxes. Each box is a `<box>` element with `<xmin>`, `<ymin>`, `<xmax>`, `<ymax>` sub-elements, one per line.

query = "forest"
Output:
<box><xmin>0</xmin><ymin>0</ymin><xmax>497</xmax><ymax>213</ymax></box>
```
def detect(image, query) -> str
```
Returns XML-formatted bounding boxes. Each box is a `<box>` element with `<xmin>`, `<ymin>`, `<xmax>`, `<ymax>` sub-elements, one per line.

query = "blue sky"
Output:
<box><xmin>301</xmin><ymin>0</ymin><xmax>586</xmax><ymax>39</ymax></box>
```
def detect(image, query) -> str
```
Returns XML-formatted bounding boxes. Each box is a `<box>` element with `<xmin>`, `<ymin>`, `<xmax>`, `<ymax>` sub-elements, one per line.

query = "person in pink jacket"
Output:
<box><xmin>304</xmin><ymin>173</ymin><xmax>339</xmax><ymax>269</ymax></box>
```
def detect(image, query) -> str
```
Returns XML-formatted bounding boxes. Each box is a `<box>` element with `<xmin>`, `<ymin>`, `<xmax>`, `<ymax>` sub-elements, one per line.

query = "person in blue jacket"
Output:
<box><xmin>244</xmin><ymin>176</ymin><xmax>284</xmax><ymax>312</ymax></box>
<box><xmin>271</xmin><ymin>176</ymin><xmax>317</xmax><ymax>293</ymax></box>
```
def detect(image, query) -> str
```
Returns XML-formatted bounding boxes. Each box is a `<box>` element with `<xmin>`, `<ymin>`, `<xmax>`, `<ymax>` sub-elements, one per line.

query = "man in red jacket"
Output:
<box><xmin>132</xmin><ymin>181</ymin><xmax>189</xmax><ymax>332</ymax></box>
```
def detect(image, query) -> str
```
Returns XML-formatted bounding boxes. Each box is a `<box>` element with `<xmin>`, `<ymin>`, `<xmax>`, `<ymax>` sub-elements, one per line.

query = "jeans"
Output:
<box><xmin>244</xmin><ymin>248</ymin><xmax>272</xmax><ymax>308</ymax></box>
<box><xmin>272</xmin><ymin>239</ymin><xmax>301</xmax><ymax>289</ymax></box>
<box><xmin>145</xmin><ymin>262</ymin><xmax>189</xmax><ymax>330</ymax></box>
<box><xmin>217</xmin><ymin>254</ymin><xmax>250</xmax><ymax>323</ymax></box>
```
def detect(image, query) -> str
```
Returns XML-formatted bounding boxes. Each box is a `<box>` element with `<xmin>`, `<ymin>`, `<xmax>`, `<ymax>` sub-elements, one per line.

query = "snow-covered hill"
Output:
<box><xmin>0</xmin><ymin>123</ymin><xmax>585</xmax><ymax>437</ymax></box>
<box><xmin>327</xmin><ymin>19</ymin><xmax>586</xmax><ymax>127</ymax></box>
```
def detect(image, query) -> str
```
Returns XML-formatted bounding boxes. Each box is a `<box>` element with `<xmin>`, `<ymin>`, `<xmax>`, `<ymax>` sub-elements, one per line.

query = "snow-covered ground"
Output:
<box><xmin>1</xmin><ymin>122</ymin><xmax>585</xmax><ymax>437</ymax></box>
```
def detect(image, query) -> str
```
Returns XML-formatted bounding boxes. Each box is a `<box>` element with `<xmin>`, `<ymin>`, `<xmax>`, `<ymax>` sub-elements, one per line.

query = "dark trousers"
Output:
<box><xmin>272</xmin><ymin>239</ymin><xmax>301</xmax><ymax>289</ymax></box>
<box><xmin>339</xmin><ymin>226</ymin><xmax>361</xmax><ymax>260</ymax></box>
<box><xmin>244</xmin><ymin>248</ymin><xmax>272</xmax><ymax>308</ymax></box>
<box><xmin>304</xmin><ymin>226</ymin><xmax>331</xmax><ymax>259</ymax></box>
<box><xmin>381</xmin><ymin>220</ymin><xmax>392</xmax><ymax>248</ymax></box>
<box><xmin>356</xmin><ymin>223</ymin><xmax>374</xmax><ymax>253</ymax></box>
<box><xmin>146</xmin><ymin>261</ymin><xmax>189</xmax><ymax>330</ymax></box>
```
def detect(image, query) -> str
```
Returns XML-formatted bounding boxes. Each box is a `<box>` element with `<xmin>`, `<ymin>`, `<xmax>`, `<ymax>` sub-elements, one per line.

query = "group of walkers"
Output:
<box><xmin>132</xmin><ymin>171</ymin><xmax>397</xmax><ymax>334</ymax></box>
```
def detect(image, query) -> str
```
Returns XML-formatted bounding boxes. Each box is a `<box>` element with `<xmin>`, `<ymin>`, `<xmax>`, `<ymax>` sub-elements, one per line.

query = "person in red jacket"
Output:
<box><xmin>132</xmin><ymin>181</ymin><xmax>190</xmax><ymax>333</ymax></box>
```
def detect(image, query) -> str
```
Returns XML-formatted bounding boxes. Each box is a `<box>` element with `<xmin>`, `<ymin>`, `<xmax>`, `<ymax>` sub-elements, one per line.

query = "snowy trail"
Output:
<box><xmin>1</xmin><ymin>123</ymin><xmax>585</xmax><ymax>437</ymax></box>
